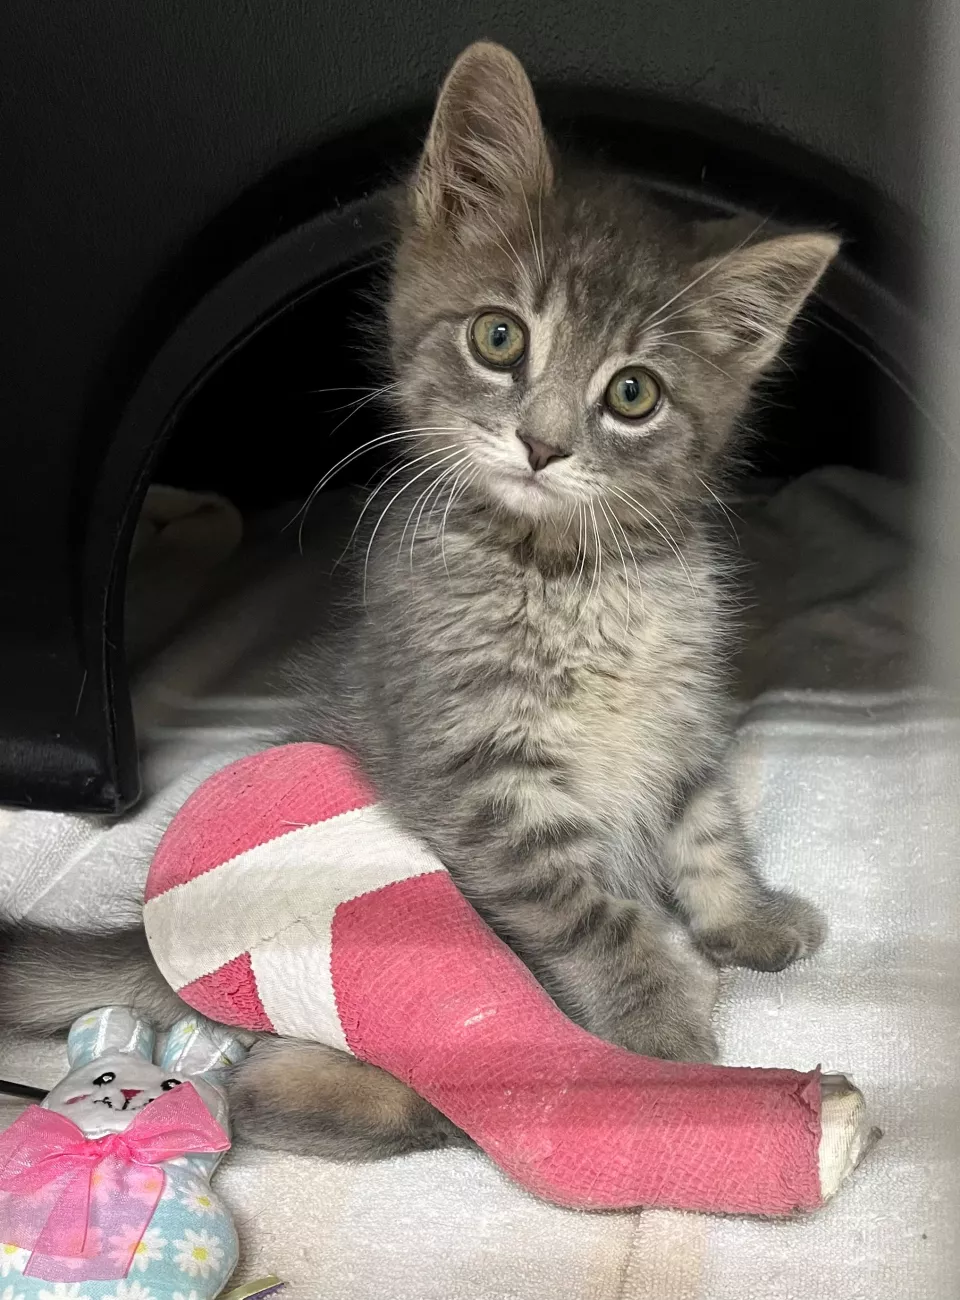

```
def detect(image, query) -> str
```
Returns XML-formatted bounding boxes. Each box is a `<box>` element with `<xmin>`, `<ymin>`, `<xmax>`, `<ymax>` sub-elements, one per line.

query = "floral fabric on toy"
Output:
<box><xmin>0</xmin><ymin>1007</ymin><xmax>247</xmax><ymax>1299</ymax></box>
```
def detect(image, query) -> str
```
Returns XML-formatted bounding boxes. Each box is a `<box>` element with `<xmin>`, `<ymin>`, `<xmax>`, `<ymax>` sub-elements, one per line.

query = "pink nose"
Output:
<box><xmin>121</xmin><ymin>1089</ymin><xmax>142</xmax><ymax>1100</ymax></box>
<box><xmin>519</xmin><ymin>435</ymin><xmax>568</xmax><ymax>472</ymax></box>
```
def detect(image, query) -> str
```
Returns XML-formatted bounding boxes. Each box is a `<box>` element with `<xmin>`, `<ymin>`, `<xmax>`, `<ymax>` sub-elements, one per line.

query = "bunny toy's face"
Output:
<box><xmin>43</xmin><ymin>1051</ymin><xmax>187</xmax><ymax>1136</ymax></box>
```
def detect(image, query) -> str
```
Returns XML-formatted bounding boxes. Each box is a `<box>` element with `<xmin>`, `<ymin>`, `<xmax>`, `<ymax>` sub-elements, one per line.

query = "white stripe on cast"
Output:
<box><xmin>144</xmin><ymin>805</ymin><xmax>446</xmax><ymax>1049</ymax></box>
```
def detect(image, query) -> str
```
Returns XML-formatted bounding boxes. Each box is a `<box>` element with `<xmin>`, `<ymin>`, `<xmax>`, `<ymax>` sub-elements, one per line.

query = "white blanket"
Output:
<box><xmin>2</xmin><ymin>468</ymin><xmax>958</xmax><ymax>1299</ymax></box>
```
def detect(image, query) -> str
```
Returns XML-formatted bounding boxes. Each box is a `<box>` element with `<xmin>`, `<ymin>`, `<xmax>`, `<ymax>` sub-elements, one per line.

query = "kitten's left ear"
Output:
<box><xmin>414</xmin><ymin>42</ymin><xmax>554</xmax><ymax>233</ymax></box>
<box><xmin>693</xmin><ymin>229</ymin><xmax>840</xmax><ymax>372</ymax></box>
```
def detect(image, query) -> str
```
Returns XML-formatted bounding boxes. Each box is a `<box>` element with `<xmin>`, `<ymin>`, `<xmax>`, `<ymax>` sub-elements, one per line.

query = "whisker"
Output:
<box><xmin>469</xmin><ymin>181</ymin><xmax>530</xmax><ymax>283</ymax></box>
<box><xmin>294</xmin><ymin>428</ymin><xmax>454</xmax><ymax>514</ymax></box>
<box><xmin>587</xmin><ymin>499</ymin><xmax>602</xmax><ymax>609</ymax></box>
<box><xmin>437</xmin><ymin>458</ymin><xmax>474</xmax><ymax>575</ymax></box>
<box><xmin>291</xmin><ymin>434</ymin><xmax>417</xmax><ymax>547</ymax></box>
<box><xmin>398</xmin><ymin>473</ymin><xmax>447</xmax><ymax>565</ymax></box>
<box><xmin>614</xmin><ymin>508</ymin><xmax>646</xmax><ymax>623</ymax></box>
<box><xmin>696</xmin><ymin>475</ymin><xmax>742</xmax><ymax>544</ymax></box>
<box><xmin>304</xmin><ymin>385</ymin><xmax>382</xmax><ymax>396</ymax></box>
<box><xmin>573</xmin><ymin>503</ymin><xmax>588</xmax><ymax>599</ymax></box>
<box><xmin>335</xmin><ymin>444</ymin><xmax>465</xmax><ymax>569</ymax></box>
<box><xmin>362</xmin><ymin>450</ymin><xmax>468</xmax><ymax>603</ymax></box>
<box><xmin>520</xmin><ymin>186</ymin><xmax>544</xmax><ymax>285</ymax></box>
<box><xmin>641</xmin><ymin>290</ymin><xmax>733</xmax><ymax>335</ymax></box>
<box><xmin>652</xmin><ymin>329</ymin><xmax>723</xmax><ymax>341</ymax></box>
<box><xmin>408</xmin><ymin>470</ymin><xmax>454</xmax><ymax>569</ymax></box>
<box><xmin>484</xmin><ymin>220</ymin><xmax>529</xmax><ymax>282</ymax></box>
<box><xmin>455</xmin><ymin>466</ymin><xmax>479</xmax><ymax>511</ymax></box>
<box><xmin>434</xmin><ymin>460</ymin><xmax>470</xmax><ymax>577</ymax></box>
<box><xmin>597</xmin><ymin>495</ymin><xmax>632</xmax><ymax>635</ymax></box>
<box><xmin>288</xmin><ymin>427</ymin><xmax>463</xmax><ymax>547</ymax></box>
<box><xmin>399</xmin><ymin>460</ymin><xmax>460</xmax><ymax>571</ymax></box>
<box><xmin>609</xmin><ymin>486</ymin><xmax>701</xmax><ymax>607</ymax></box>
<box><xmin>654</xmin><ymin>340</ymin><xmax>738</xmax><ymax>384</ymax></box>
<box><xmin>638</xmin><ymin>216</ymin><xmax>771</xmax><ymax>333</ymax></box>
<box><xmin>621</xmin><ymin>525</ymin><xmax>645</xmax><ymax>622</ymax></box>
<box><xmin>319</xmin><ymin>380</ymin><xmax>400</xmax><ymax>417</ymax></box>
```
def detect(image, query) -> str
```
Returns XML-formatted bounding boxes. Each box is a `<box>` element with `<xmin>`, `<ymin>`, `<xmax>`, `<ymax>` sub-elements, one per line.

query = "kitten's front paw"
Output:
<box><xmin>695</xmin><ymin>890</ymin><xmax>826</xmax><ymax>972</ymax></box>
<box><xmin>612</xmin><ymin>1012</ymin><xmax>718</xmax><ymax>1063</ymax></box>
<box><xmin>612</xmin><ymin>964</ymin><xmax>720</xmax><ymax>1062</ymax></box>
<box><xmin>637</xmin><ymin>1017</ymin><xmax>720</xmax><ymax>1064</ymax></box>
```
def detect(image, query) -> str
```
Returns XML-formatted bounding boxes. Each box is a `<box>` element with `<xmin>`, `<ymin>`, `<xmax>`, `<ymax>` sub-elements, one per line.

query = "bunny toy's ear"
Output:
<box><xmin>67</xmin><ymin>1006</ymin><xmax>156</xmax><ymax>1068</ymax></box>
<box><xmin>159</xmin><ymin>1015</ymin><xmax>250</xmax><ymax>1078</ymax></box>
<box><xmin>159</xmin><ymin>1017</ymin><xmax>251</xmax><ymax>1139</ymax></box>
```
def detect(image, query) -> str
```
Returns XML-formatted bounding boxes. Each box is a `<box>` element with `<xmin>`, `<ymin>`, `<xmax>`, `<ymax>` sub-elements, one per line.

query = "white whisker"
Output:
<box><xmin>337</xmin><ymin>444</ymin><xmax>465</xmax><ymax>569</ymax></box>
<box><xmin>437</xmin><ymin>457</ymin><xmax>474</xmax><ymax>575</ymax></box>
<box><xmin>609</xmin><ymin>486</ymin><xmax>701</xmax><ymax>608</ymax></box>
<box><xmin>289</xmin><ymin>426</ymin><xmax>462</xmax><ymax>550</ymax></box>
<box><xmin>641</xmin><ymin>290</ymin><xmax>733</xmax><ymax>335</ymax></box>
<box><xmin>586</xmin><ymin>499</ymin><xmax>602</xmax><ymax>610</ymax></box>
<box><xmin>696</xmin><ymin>475</ymin><xmax>742</xmax><ymax>544</ymax></box>
<box><xmin>320</xmin><ymin>380</ymin><xmax>400</xmax><ymax>418</ymax></box>
<box><xmin>362</xmin><ymin>449</ymin><xmax>468</xmax><ymax>603</ymax></box>
<box><xmin>613</xmin><ymin>506</ymin><xmax>646</xmax><ymax>622</ymax></box>
<box><xmin>408</xmin><ymin>470</ymin><xmax>454</xmax><ymax>568</ymax></box>
<box><xmin>398</xmin><ymin>473</ymin><xmax>448</xmax><ymax>565</ymax></box>
<box><xmin>470</xmin><ymin>183</ymin><xmax>530</xmax><ymax>283</ymax></box>
<box><xmin>520</xmin><ymin>186</ymin><xmax>544</xmax><ymax>285</ymax></box>
<box><xmin>598</xmin><ymin>495</ymin><xmax>632</xmax><ymax>635</ymax></box>
<box><xmin>573</xmin><ymin>503</ymin><xmax>589</xmax><ymax>599</ymax></box>
<box><xmin>638</xmin><ymin>216</ymin><xmax>771</xmax><ymax>333</ymax></box>
<box><xmin>353</xmin><ymin>444</ymin><xmax>465</xmax><ymax>544</ymax></box>
<box><xmin>536</xmin><ymin>182</ymin><xmax>547</xmax><ymax>286</ymax></box>
<box><xmin>304</xmin><ymin>385</ymin><xmax>382</xmax><ymax>396</ymax></box>
<box><xmin>654</xmin><ymin>340</ymin><xmax>737</xmax><ymax>383</ymax></box>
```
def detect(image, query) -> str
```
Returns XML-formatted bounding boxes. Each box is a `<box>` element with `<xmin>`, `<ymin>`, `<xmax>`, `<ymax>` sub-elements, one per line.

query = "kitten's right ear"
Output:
<box><xmin>414</xmin><ymin>42</ymin><xmax>553</xmax><ymax>233</ymax></box>
<box><xmin>691</xmin><ymin>226</ymin><xmax>840</xmax><ymax>372</ymax></box>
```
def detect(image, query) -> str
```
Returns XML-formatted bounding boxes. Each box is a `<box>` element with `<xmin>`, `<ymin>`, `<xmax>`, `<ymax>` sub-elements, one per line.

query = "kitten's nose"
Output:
<box><xmin>121</xmin><ymin>1089</ymin><xmax>142</xmax><ymax>1100</ymax></box>
<box><xmin>519</xmin><ymin>434</ymin><xmax>568</xmax><ymax>472</ymax></box>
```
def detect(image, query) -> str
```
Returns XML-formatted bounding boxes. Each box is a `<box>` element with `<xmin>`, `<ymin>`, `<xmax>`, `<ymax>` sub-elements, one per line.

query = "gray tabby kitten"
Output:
<box><xmin>0</xmin><ymin>42</ymin><xmax>837</xmax><ymax>1161</ymax></box>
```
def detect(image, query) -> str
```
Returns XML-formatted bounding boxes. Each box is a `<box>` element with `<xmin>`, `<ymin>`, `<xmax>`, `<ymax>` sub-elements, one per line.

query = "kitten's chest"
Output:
<box><xmin>374</xmin><ymin>530</ymin><xmax>720</xmax><ymax>807</ymax></box>
<box><xmin>466</xmin><ymin>559</ymin><xmax>712</xmax><ymax>778</ymax></box>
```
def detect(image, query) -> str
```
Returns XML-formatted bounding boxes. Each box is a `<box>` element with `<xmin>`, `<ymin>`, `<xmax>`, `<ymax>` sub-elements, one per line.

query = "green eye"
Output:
<box><xmin>470</xmin><ymin>311</ymin><xmax>527</xmax><ymax>368</ymax></box>
<box><xmin>605</xmin><ymin>368</ymin><xmax>661</xmax><ymax>420</ymax></box>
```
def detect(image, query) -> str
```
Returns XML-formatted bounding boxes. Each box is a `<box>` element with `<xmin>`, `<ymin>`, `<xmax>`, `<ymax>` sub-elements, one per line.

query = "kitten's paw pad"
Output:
<box><xmin>696</xmin><ymin>892</ymin><xmax>826</xmax><ymax>972</ymax></box>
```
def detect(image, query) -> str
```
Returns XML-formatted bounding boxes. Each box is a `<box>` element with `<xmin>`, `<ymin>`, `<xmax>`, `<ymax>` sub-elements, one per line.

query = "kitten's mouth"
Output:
<box><xmin>489</xmin><ymin>468</ymin><xmax>571</xmax><ymax>524</ymax></box>
<box><xmin>505</xmin><ymin>467</ymin><xmax>551</xmax><ymax>491</ymax></box>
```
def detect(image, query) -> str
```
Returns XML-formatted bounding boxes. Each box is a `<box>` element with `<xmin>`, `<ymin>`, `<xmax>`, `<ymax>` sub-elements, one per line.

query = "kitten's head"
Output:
<box><xmin>388</xmin><ymin>42</ymin><xmax>838</xmax><ymax>539</ymax></box>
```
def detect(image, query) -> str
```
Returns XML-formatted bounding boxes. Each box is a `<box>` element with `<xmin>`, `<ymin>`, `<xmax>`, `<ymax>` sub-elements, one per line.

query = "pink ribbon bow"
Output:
<box><xmin>0</xmin><ymin>1082</ymin><xmax>229</xmax><ymax>1282</ymax></box>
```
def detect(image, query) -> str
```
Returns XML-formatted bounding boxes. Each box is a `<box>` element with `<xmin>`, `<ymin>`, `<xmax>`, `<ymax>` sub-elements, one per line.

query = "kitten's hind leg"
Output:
<box><xmin>664</xmin><ymin>776</ymin><xmax>826</xmax><ymax>971</ymax></box>
<box><xmin>228</xmin><ymin>1038</ymin><xmax>469</xmax><ymax>1160</ymax></box>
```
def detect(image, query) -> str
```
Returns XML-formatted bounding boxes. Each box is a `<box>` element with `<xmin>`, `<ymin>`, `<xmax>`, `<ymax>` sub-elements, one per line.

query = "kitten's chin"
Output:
<box><xmin>485</xmin><ymin>473</ymin><xmax>568</xmax><ymax>525</ymax></box>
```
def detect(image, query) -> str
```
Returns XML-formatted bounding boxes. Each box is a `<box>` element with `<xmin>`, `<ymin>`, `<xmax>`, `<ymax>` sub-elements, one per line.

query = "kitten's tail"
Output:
<box><xmin>0</xmin><ymin>922</ymin><xmax>188</xmax><ymax>1036</ymax></box>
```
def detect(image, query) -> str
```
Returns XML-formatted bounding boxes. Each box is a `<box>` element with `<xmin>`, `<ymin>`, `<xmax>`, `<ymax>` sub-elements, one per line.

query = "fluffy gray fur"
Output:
<box><xmin>0</xmin><ymin>42</ymin><xmax>837</xmax><ymax>1160</ymax></box>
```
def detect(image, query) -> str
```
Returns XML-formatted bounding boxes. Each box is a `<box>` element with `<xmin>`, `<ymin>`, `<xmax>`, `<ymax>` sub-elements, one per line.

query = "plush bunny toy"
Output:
<box><xmin>0</xmin><ymin>1007</ymin><xmax>256</xmax><ymax>1300</ymax></box>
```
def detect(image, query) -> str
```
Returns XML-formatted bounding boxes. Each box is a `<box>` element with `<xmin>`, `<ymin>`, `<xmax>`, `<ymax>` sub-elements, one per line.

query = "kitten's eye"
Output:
<box><xmin>605</xmin><ymin>368</ymin><xmax>661</xmax><ymax>421</ymax></box>
<box><xmin>469</xmin><ymin>311</ymin><xmax>526</xmax><ymax>368</ymax></box>
<box><xmin>161</xmin><ymin>1078</ymin><xmax>182</xmax><ymax>1091</ymax></box>
<box><xmin>92</xmin><ymin>1072</ymin><xmax>116</xmax><ymax>1086</ymax></box>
